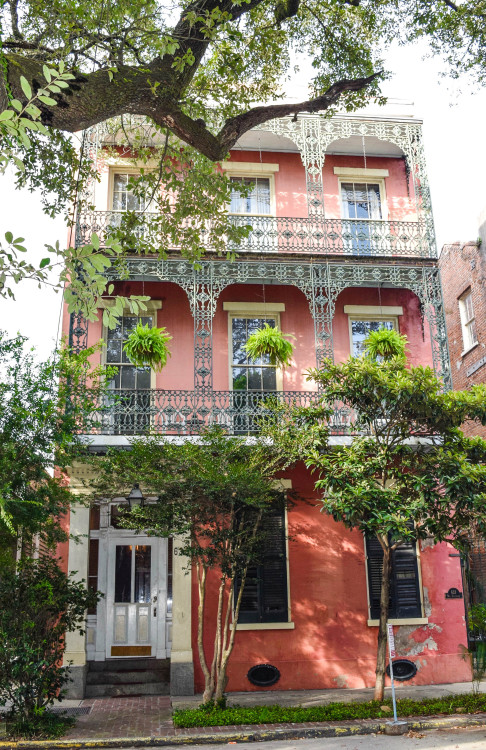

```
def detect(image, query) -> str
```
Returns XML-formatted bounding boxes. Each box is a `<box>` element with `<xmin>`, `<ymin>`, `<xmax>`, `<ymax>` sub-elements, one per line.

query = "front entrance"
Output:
<box><xmin>105</xmin><ymin>536</ymin><xmax>168</xmax><ymax>659</ymax></box>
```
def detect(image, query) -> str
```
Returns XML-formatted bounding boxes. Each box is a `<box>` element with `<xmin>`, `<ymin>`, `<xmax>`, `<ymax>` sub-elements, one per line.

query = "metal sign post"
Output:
<box><xmin>387</xmin><ymin>622</ymin><xmax>398</xmax><ymax>723</ymax></box>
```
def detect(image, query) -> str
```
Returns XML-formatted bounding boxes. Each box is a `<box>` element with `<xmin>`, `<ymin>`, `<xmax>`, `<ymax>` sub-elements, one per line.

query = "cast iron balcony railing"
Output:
<box><xmin>75</xmin><ymin>211</ymin><xmax>434</xmax><ymax>259</ymax></box>
<box><xmin>91</xmin><ymin>389</ymin><xmax>355</xmax><ymax>436</ymax></box>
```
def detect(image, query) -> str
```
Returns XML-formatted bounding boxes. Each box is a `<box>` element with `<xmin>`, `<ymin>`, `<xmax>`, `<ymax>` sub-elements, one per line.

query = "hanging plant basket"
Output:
<box><xmin>123</xmin><ymin>322</ymin><xmax>172</xmax><ymax>372</ymax></box>
<box><xmin>364</xmin><ymin>327</ymin><xmax>407</xmax><ymax>361</ymax></box>
<box><xmin>244</xmin><ymin>323</ymin><xmax>295</xmax><ymax>368</ymax></box>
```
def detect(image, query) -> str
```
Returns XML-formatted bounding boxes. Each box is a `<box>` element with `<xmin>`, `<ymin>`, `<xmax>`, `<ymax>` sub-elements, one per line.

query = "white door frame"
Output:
<box><xmin>95</xmin><ymin>528</ymin><xmax>168</xmax><ymax>660</ymax></box>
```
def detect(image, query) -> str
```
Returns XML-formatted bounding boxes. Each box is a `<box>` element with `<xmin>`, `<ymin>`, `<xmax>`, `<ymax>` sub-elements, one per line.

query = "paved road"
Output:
<box><xmin>123</xmin><ymin>726</ymin><xmax>486</xmax><ymax>750</ymax></box>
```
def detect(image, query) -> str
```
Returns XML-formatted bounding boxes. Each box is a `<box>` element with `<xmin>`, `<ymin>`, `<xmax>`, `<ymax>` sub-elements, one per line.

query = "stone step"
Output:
<box><xmin>86</xmin><ymin>669</ymin><xmax>169</xmax><ymax>686</ymax></box>
<box><xmin>88</xmin><ymin>658</ymin><xmax>168</xmax><ymax>672</ymax></box>
<box><xmin>85</xmin><ymin>682</ymin><xmax>170</xmax><ymax>698</ymax></box>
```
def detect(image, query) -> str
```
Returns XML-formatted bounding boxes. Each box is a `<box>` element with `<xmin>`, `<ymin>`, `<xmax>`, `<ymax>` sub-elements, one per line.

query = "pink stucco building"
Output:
<box><xmin>61</xmin><ymin>112</ymin><xmax>469</xmax><ymax>699</ymax></box>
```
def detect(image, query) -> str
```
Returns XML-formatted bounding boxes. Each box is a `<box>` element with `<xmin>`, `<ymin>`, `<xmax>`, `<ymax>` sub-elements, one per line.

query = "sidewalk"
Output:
<box><xmin>60</xmin><ymin>680</ymin><xmax>485</xmax><ymax>740</ymax></box>
<box><xmin>1</xmin><ymin>681</ymin><xmax>485</xmax><ymax>747</ymax></box>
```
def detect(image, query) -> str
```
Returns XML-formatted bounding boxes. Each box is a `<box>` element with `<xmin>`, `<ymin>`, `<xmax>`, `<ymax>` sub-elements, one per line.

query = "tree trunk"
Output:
<box><xmin>196</xmin><ymin>563</ymin><xmax>213</xmax><ymax>704</ymax></box>
<box><xmin>374</xmin><ymin>541</ymin><xmax>391</xmax><ymax>702</ymax></box>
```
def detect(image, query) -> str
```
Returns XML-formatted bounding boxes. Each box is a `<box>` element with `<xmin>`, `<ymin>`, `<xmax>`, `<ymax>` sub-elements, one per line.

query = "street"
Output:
<box><xmin>121</xmin><ymin>727</ymin><xmax>486</xmax><ymax>750</ymax></box>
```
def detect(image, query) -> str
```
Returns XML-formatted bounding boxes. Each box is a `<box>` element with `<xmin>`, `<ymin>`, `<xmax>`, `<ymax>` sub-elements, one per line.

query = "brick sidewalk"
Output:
<box><xmin>64</xmin><ymin>697</ymin><xmax>174</xmax><ymax>739</ymax></box>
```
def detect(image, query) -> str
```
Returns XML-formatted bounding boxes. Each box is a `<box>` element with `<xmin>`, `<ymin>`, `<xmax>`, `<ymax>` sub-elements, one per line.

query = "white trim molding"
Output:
<box><xmin>344</xmin><ymin>305</ymin><xmax>403</xmax><ymax>316</ymax></box>
<box><xmin>367</xmin><ymin>618</ymin><xmax>429</xmax><ymax>627</ymax></box>
<box><xmin>235</xmin><ymin>621</ymin><xmax>295</xmax><ymax>631</ymax></box>
<box><xmin>334</xmin><ymin>167</ymin><xmax>389</xmax><ymax>178</ymax></box>
<box><xmin>223</xmin><ymin>302</ymin><xmax>285</xmax><ymax>313</ymax></box>
<box><xmin>222</xmin><ymin>161</ymin><xmax>280</xmax><ymax>173</ymax></box>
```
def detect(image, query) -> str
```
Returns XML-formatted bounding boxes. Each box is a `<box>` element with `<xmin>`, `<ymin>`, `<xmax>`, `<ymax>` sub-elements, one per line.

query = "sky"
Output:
<box><xmin>1</xmin><ymin>41</ymin><xmax>486</xmax><ymax>360</ymax></box>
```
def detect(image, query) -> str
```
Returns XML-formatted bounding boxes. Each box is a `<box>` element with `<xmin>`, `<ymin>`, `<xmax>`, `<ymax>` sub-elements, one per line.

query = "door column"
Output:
<box><xmin>170</xmin><ymin>536</ymin><xmax>194</xmax><ymax>695</ymax></box>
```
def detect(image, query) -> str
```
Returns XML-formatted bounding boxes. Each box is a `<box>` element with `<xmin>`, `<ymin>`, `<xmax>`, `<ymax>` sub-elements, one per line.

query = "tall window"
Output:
<box><xmin>366</xmin><ymin>532</ymin><xmax>422</xmax><ymax>620</ymax></box>
<box><xmin>112</xmin><ymin>173</ymin><xmax>145</xmax><ymax>211</ymax></box>
<box><xmin>349</xmin><ymin>318</ymin><xmax>396</xmax><ymax>357</ymax></box>
<box><xmin>235</xmin><ymin>505</ymin><xmax>289</xmax><ymax>624</ymax></box>
<box><xmin>106</xmin><ymin>315</ymin><xmax>152</xmax><ymax>433</ymax></box>
<box><xmin>341</xmin><ymin>182</ymin><xmax>382</xmax><ymax>220</ymax></box>
<box><xmin>229</xmin><ymin>177</ymin><xmax>271</xmax><ymax>215</ymax></box>
<box><xmin>340</xmin><ymin>182</ymin><xmax>383</xmax><ymax>254</ymax></box>
<box><xmin>231</xmin><ymin>316</ymin><xmax>278</xmax><ymax>391</ymax></box>
<box><xmin>459</xmin><ymin>291</ymin><xmax>478</xmax><ymax>351</ymax></box>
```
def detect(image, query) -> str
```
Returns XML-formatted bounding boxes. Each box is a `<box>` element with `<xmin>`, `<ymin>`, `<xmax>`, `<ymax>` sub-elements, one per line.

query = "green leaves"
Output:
<box><xmin>123</xmin><ymin>322</ymin><xmax>172</xmax><ymax>371</ymax></box>
<box><xmin>244</xmin><ymin>324</ymin><xmax>295</xmax><ymax>368</ymax></box>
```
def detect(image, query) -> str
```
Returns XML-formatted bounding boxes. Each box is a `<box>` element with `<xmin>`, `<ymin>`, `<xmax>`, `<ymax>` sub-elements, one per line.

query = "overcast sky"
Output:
<box><xmin>1</xmin><ymin>40</ymin><xmax>486</xmax><ymax>360</ymax></box>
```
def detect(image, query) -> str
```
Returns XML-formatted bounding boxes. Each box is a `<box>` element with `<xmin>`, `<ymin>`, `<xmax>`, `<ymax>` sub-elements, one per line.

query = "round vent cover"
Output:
<box><xmin>247</xmin><ymin>663</ymin><xmax>281</xmax><ymax>687</ymax></box>
<box><xmin>386</xmin><ymin>659</ymin><xmax>417</xmax><ymax>681</ymax></box>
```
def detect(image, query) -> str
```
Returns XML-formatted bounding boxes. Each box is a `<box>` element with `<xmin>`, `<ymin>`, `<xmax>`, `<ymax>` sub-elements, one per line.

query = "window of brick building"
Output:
<box><xmin>459</xmin><ymin>290</ymin><xmax>478</xmax><ymax>352</ymax></box>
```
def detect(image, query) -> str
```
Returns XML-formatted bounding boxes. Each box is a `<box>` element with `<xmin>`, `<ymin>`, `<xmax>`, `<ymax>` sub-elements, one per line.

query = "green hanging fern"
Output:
<box><xmin>123</xmin><ymin>323</ymin><xmax>172</xmax><ymax>372</ymax></box>
<box><xmin>244</xmin><ymin>324</ymin><xmax>295</xmax><ymax>368</ymax></box>
<box><xmin>364</xmin><ymin>327</ymin><xmax>408</xmax><ymax>361</ymax></box>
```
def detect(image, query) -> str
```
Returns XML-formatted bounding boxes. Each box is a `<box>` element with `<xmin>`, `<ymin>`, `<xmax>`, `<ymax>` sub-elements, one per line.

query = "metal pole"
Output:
<box><xmin>387</xmin><ymin>622</ymin><xmax>398</xmax><ymax>723</ymax></box>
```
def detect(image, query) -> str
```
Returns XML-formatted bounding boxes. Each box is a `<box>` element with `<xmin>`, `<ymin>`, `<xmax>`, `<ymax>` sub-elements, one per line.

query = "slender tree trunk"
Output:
<box><xmin>214</xmin><ymin>568</ymin><xmax>246</xmax><ymax>703</ymax></box>
<box><xmin>374</xmin><ymin>539</ymin><xmax>391</xmax><ymax>702</ymax></box>
<box><xmin>196</xmin><ymin>563</ymin><xmax>213</xmax><ymax>704</ymax></box>
<box><xmin>208</xmin><ymin>575</ymin><xmax>226</xmax><ymax>701</ymax></box>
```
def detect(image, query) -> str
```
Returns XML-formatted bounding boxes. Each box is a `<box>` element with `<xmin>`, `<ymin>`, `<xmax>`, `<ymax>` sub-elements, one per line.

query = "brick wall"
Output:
<box><xmin>439</xmin><ymin>241</ymin><xmax>486</xmax><ymax>438</ymax></box>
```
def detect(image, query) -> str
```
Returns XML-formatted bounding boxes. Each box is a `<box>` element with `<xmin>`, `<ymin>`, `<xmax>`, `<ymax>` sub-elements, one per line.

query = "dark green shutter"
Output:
<box><xmin>366</xmin><ymin>533</ymin><xmax>422</xmax><ymax>620</ymax></box>
<box><xmin>236</xmin><ymin>508</ymin><xmax>288</xmax><ymax>623</ymax></box>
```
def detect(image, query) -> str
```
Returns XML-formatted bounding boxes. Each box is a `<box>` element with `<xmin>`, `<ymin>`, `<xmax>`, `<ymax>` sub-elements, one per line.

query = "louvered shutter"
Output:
<box><xmin>392</xmin><ymin>540</ymin><xmax>422</xmax><ymax>618</ymax></box>
<box><xmin>236</xmin><ymin>507</ymin><xmax>288</xmax><ymax>624</ymax></box>
<box><xmin>366</xmin><ymin>532</ymin><xmax>421</xmax><ymax>620</ymax></box>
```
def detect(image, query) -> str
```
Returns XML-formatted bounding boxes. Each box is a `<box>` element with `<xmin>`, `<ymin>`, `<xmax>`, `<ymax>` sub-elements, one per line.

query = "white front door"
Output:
<box><xmin>106</xmin><ymin>536</ymin><xmax>167</xmax><ymax>658</ymax></box>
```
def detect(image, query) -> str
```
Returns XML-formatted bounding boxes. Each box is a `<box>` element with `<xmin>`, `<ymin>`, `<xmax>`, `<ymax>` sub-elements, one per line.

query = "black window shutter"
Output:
<box><xmin>366</xmin><ymin>533</ymin><xmax>422</xmax><ymax>620</ymax></box>
<box><xmin>236</xmin><ymin>507</ymin><xmax>288</xmax><ymax>624</ymax></box>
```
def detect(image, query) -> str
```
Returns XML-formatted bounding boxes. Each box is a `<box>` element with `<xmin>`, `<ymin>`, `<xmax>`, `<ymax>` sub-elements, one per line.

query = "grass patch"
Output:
<box><xmin>173</xmin><ymin>693</ymin><xmax>486</xmax><ymax>728</ymax></box>
<box><xmin>3</xmin><ymin>712</ymin><xmax>75</xmax><ymax>739</ymax></box>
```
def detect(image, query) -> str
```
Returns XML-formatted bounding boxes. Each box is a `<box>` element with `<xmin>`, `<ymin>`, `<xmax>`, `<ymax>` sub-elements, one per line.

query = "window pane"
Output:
<box><xmin>247</xmin><ymin>367</ymin><xmax>262</xmax><ymax>390</ymax></box>
<box><xmin>351</xmin><ymin>319</ymin><xmax>394</xmax><ymax>357</ymax></box>
<box><xmin>115</xmin><ymin>545</ymin><xmax>132</xmax><ymax>603</ymax></box>
<box><xmin>121</xmin><ymin>366</ymin><xmax>136</xmax><ymax>389</ymax></box>
<box><xmin>136</xmin><ymin>368</ymin><xmax>151</xmax><ymax>389</ymax></box>
<box><xmin>229</xmin><ymin>177</ymin><xmax>270</xmax><ymax>214</ymax></box>
<box><xmin>135</xmin><ymin>545</ymin><xmax>151</xmax><ymax>603</ymax></box>
<box><xmin>232</xmin><ymin>367</ymin><xmax>248</xmax><ymax>390</ymax></box>
<box><xmin>262</xmin><ymin>367</ymin><xmax>277</xmax><ymax>390</ymax></box>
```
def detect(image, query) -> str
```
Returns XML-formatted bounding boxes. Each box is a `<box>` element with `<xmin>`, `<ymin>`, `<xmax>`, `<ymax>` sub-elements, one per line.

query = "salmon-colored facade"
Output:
<box><xmin>62</xmin><ymin>113</ymin><xmax>470</xmax><ymax>699</ymax></box>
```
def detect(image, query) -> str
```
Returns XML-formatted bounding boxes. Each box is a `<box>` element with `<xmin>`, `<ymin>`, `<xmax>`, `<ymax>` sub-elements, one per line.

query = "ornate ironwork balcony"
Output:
<box><xmin>91</xmin><ymin>389</ymin><xmax>355</xmax><ymax>436</ymax></box>
<box><xmin>75</xmin><ymin>211</ymin><xmax>434</xmax><ymax>258</ymax></box>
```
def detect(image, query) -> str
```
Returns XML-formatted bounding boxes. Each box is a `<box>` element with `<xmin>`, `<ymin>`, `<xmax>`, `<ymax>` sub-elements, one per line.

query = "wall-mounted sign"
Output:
<box><xmin>445</xmin><ymin>587</ymin><xmax>463</xmax><ymax>599</ymax></box>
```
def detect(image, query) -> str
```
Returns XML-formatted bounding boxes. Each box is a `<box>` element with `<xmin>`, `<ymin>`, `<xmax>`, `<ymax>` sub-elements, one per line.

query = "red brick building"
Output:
<box><xmin>439</xmin><ymin>240</ymin><xmax>486</xmax><ymax>438</ymax></box>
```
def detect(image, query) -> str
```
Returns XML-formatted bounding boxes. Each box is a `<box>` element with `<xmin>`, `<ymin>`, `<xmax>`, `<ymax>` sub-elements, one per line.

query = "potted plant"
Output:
<box><xmin>364</xmin><ymin>326</ymin><xmax>408</xmax><ymax>361</ymax></box>
<box><xmin>123</xmin><ymin>322</ymin><xmax>172</xmax><ymax>371</ymax></box>
<box><xmin>244</xmin><ymin>323</ymin><xmax>295</xmax><ymax>368</ymax></box>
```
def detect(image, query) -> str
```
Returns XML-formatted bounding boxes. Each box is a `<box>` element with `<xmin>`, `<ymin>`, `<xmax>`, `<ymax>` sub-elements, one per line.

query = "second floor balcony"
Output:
<box><xmin>89</xmin><ymin>389</ymin><xmax>355</xmax><ymax>438</ymax></box>
<box><xmin>75</xmin><ymin>211</ymin><xmax>434</xmax><ymax>259</ymax></box>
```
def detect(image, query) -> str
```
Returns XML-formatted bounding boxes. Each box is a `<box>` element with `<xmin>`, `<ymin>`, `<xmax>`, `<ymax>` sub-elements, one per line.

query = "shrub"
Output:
<box><xmin>0</xmin><ymin>555</ymin><xmax>100</xmax><ymax>720</ymax></box>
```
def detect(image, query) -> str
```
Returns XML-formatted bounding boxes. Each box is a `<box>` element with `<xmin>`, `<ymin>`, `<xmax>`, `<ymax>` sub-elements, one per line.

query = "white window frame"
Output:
<box><xmin>222</xmin><ymin>162</ymin><xmax>278</xmax><ymax>218</ymax></box>
<box><xmin>347</xmin><ymin>313</ymin><xmax>400</xmax><ymax>358</ymax></box>
<box><xmin>459</xmin><ymin>290</ymin><xmax>478</xmax><ymax>354</ymax></box>
<box><xmin>225</xmin><ymin>302</ymin><xmax>285</xmax><ymax>392</ymax></box>
<box><xmin>336</xmin><ymin>168</ymin><xmax>389</xmax><ymax>222</ymax></box>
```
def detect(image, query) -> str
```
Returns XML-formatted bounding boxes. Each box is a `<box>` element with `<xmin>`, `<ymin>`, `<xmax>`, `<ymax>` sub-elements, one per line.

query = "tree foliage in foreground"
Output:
<box><xmin>0</xmin><ymin>331</ymin><xmax>111</xmax><ymax>549</ymax></box>
<box><xmin>267</xmin><ymin>336</ymin><xmax>486</xmax><ymax>701</ymax></box>
<box><xmin>0</xmin><ymin>555</ymin><xmax>99</xmax><ymax>720</ymax></box>
<box><xmin>0</xmin><ymin>0</ymin><xmax>486</xmax><ymax>320</ymax></box>
<box><xmin>85</xmin><ymin>428</ymin><xmax>302</xmax><ymax>702</ymax></box>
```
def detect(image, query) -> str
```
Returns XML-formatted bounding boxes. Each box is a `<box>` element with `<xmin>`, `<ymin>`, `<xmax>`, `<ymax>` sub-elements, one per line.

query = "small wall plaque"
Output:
<box><xmin>445</xmin><ymin>587</ymin><xmax>463</xmax><ymax>599</ymax></box>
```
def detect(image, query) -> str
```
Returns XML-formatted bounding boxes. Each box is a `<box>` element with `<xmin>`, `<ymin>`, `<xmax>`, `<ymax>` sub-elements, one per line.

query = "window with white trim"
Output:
<box><xmin>235</xmin><ymin>503</ymin><xmax>289</xmax><ymax>624</ymax></box>
<box><xmin>341</xmin><ymin>182</ymin><xmax>382</xmax><ymax>221</ymax></box>
<box><xmin>365</xmin><ymin>529</ymin><xmax>422</xmax><ymax>620</ymax></box>
<box><xmin>229</xmin><ymin>176</ymin><xmax>271</xmax><ymax>215</ymax></box>
<box><xmin>230</xmin><ymin>315</ymin><xmax>279</xmax><ymax>391</ymax></box>
<box><xmin>459</xmin><ymin>290</ymin><xmax>478</xmax><ymax>351</ymax></box>
<box><xmin>112</xmin><ymin>173</ymin><xmax>145</xmax><ymax>212</ymax></box>
<box><xmin>106</xmin><ymin>315</ymin><xmax>153</xmax><ymax>433</ymax></box>
<box><xmin>349</xmin><ymin>317</ymin><xmax>397</xmax><ymax>357</ymax></box>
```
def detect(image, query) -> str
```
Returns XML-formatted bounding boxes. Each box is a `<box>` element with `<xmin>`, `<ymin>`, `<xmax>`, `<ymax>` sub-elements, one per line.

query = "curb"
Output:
<box><xmin>1</xmin><ymin>713</ymin><xmax>486</xmax><ymax>748</ymax></box>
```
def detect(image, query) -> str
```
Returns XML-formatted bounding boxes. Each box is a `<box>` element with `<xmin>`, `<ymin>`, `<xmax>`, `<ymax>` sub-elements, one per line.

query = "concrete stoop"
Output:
<box><xmin>85</xmin><ymin>658</ymin><xmax>170</xmax><ymax>698</ymax></box>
